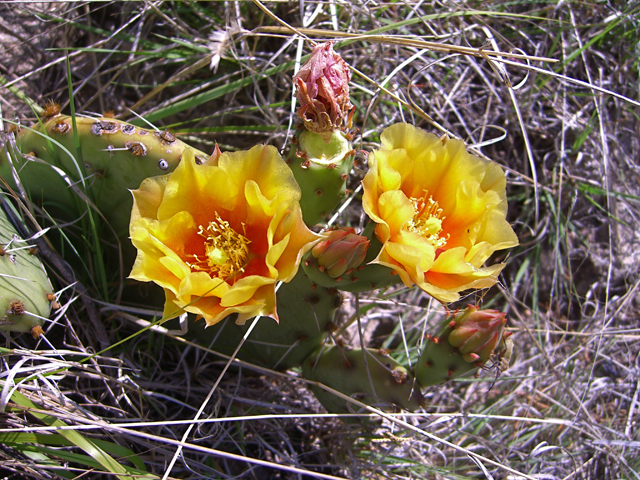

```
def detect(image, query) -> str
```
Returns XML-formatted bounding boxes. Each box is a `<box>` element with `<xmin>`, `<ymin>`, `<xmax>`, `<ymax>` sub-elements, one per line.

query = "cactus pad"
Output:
<box><xmin>187</xmin><ymin>270</ymin><xmax>342</xmax><ymax>370</ymax></box>
<box><xmin>2</xmin><ymin>114</ymin><xmax>209</xmax><ymax>237</ymax></box>
<box><xmin>288</xmin><ymin>129</ymin><xmax>354</xmax><ymax>226</ymax></box>
<box><xmin>0</xmin><ymin>197</ymin><xmax>53</xmax><ymax>336</ymax></box>
<box><xmin>303</xmin><ymin>346</ymin><xmax>423</xmax><ymax>413</ymax></box>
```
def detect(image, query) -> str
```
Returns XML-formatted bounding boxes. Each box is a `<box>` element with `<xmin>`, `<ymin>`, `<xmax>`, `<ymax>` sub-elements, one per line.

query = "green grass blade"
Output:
<box><xmin>9</xmin><ymin>391</ymin><xmax>139</xmax><ymax>480</ymax></box>
<box><xmin>131</xmin><ymin>59</ymin><xmax>296</xmax><ymax>125</ymax></box>
<box><xmin>0</xmin><ymin>431</ymin><xmax>147</xmax><ymax>471</ymax></box>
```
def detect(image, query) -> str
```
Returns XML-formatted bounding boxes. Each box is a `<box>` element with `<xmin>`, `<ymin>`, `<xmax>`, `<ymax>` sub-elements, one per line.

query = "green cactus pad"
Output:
<box><xmin>185</xmin><ymin>270</ymin><xmax>342</xmax><ymax>370</ymax></box>
<box><xmin>0</xmin><ymin>196</ymin><xmax>53</xmax><ymax>335</ymax></box>
<box><xmin>302</xmin><ymin>346</ymin><xmax>423</xmax><ymax>414</ymax></box>
<box><xmin>2</xmin><ymin>114</ymin><xmax>209</xmax><ymax>238</ymax></box>
<box><xmin>288</xmin><ymin>129</ymin><xmax>354</xmax><ymax>226</ymax></box>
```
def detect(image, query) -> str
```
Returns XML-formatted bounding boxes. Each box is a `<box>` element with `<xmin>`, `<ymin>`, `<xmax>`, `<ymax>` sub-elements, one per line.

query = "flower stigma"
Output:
<box><xmin>188</xmin><ymin>213</ymin><xmax>251</xmax><ymax>280</ymax></box>
<box><xmin>407</xmin><ymin>193</ymin><xmax>449</xmax><ymax>249</ymax></box>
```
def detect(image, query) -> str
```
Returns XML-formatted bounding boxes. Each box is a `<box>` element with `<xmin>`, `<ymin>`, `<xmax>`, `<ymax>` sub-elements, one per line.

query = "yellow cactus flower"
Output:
<box><xmin>129</xmin><ymin>146</ymin><xmax>321</xmax><ymax>326</ymax></box>
<box><xmin>362</xmin><ymin>123</ymin><xmax>519</xmax><ymax>303</ymax></box>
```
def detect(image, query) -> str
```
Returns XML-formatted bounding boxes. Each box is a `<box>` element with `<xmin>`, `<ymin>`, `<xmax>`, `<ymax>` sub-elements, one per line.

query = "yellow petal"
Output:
<box><xmin>130</xmin><ymin>174</ymin><xmax>169</xmax><ymax>224</ymax></box>
<box><xmin>220</xmin><ymin>275</ymin><xmax>274</xmax><ymax>307</ymax></box>
<box><xmin>220</xmin><ymin>145</ymin><xmax>302</xmax><ymax>203</ymax></box>
<box><xmin>377</xmin><ymin>190</ymin><xmax>415</xmax><ymax>237</ymax></box>
<box><xmin>162</xmin><ymin>289</ymin><xmax>185</xmax><ymax>320</ymax></box>
<box><xmin>129</xmin><ymin>212</ymin><xmax>197</xmax><ymax>289</ymax></box>
<box><xmin>270</xmin><ymin>205</ymin><xmax>321</xmax><ymax>281</ymax></box>
<box><xmin>178</xmin><ymin>272</ymin><xmax>229</xmax><ymax>300</ymax></box>
<box><xmin>158</xmin><ymin>149</ymin><xmax>238</xmax><ymax>222</ymax></box>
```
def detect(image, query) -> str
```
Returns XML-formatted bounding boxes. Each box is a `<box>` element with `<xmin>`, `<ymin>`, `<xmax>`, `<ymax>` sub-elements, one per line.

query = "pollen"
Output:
<box><xmin>407</xmin><ymin>193</ymin><xmax>449</xmax><ymax>249</ymax></box>
<box><xmin>188</xmin><ymin>213</ymin><xmax>251</xmax><ymax>279</ymax></box>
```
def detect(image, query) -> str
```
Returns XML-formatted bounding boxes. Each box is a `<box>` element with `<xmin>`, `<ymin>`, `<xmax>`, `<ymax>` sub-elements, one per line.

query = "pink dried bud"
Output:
<box><xmin>448</xmin><ymin>305</ymin><xmax>508</xmax><ymax>363</ymax></box>
<box><xmin>294</xmin><ymin>42</ymin><xmax>354</xmax><ymax>140</ymax></box>
<box><xmin>311</xmin><ymin>227</ymin><xmax>369</xmax><ymax>278</ymax></box>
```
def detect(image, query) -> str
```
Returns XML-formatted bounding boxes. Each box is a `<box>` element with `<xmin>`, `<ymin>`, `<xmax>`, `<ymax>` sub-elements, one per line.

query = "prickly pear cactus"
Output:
<box><xmin>0</xmin><ymin>196</ymin><xmax>53</xmax><ymax>337</ymax></box>
<box><xmin>2</xmin><ymin>110</ymin><xmax>209</xmax><ymax>237</ymax></box>
<box><xmin>415</xmin><ymin>306</ymin><xmax>510</xmax><ymax>387</ymax></box>
<box><xmin>303</xmin><ymin>346</ymin><xmax>423</xmax><ymax>413</ymax></box>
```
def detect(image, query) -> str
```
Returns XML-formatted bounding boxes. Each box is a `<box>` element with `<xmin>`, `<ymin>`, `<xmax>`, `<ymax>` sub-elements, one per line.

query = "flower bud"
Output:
<box><xmin>311</xmin><ymin>227</ymin><xmax>369</xmax><ymax>278</ymax></box>
<box><xmin>294</xmin><ymin>42</ymin><xmax>353</xmax><ymax>140</ymax></box>
<box><xmin>447</xmin><ymin>305</ymin><xmax>507</xmax><ymax>363</ymax></box>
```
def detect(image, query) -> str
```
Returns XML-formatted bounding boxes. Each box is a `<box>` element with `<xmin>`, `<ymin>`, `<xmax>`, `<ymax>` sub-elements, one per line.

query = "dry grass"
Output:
<box><xmin>1</xmin><ymin>1</ymin><xmax>639</xmax><ymax>479</ymax></box>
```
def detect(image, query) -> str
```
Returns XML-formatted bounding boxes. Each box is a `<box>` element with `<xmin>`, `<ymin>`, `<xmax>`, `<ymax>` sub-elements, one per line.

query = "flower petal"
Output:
<box><xmin>130</xmin><ymin>174</ymin><xmax>169</xmax><ymax>224</ymax></box>
<box><xmin>158</xmin><ymin>148</ymin><xmax>238</xmax><ymax>223</ymax></box>
<box><xmin>221</xmin><ymin>145</ymin><xmax>302</xmax><ymax>204</ymax></box>
<box><xmin>130</xmin><ymin>212</ymin><xmax>197</xmax><ymax>289</ymax></box>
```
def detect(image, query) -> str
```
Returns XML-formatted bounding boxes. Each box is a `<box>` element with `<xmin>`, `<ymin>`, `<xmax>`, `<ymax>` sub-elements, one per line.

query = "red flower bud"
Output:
<box><xmin>294</xmin><ymin>42</ymin><xmax>353</xmax><ymax>140</ymax></box>
<box><xmin>447</xmin><ymin>305</ymin><xmax>508</xmax><ymax>363</ymax></box>
<box><xmin>311</xmin><ymin>227</ymin><xmax>369</xmax><ymax>278</ymax></box>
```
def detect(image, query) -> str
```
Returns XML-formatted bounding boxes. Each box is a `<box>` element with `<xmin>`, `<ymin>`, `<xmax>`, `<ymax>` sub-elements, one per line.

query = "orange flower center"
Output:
<box><xmin>407</xmin><ymin>194</ymin><xmax>449</xmax><ymax>249</ymax></box>
<box><xmin>188</xmin><ymin>213</ymin><xmax>251</xmax><ymax>279</ymax></box>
